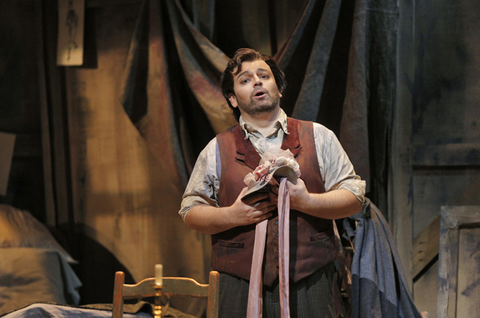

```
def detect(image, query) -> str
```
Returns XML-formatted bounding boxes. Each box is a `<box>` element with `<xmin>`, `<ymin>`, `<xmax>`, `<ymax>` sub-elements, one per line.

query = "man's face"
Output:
<box><xmin>228</xmin><ymin>59</ymin><xmax>282</xmax><ymax>118</ymax></box>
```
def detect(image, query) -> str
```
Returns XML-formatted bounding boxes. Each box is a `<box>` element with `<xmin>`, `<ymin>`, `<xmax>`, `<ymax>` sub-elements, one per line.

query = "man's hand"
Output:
<box><xmin>284</xmin><ymin>178</ymin><xmax>363</xmax><ymax>219</ymax></box>
<box><xmin>228</xmin><ymin>187</ymin><xmax>276</xmax><ymax>226</ymax></box>
<box><xmin>269</xmin><ymin>178</ymin><xmax>310</xmax><ymax>211</ymax></box>
<box><xmin>185</xmin><ymin>187</ymin><xmax>277</xmax><ymax>235</ymax></box>
<box><xmin>269</xmin><ymin>177</ymin><xmax>310</xmax><ymax>211</ymax></box>
<box><xmin>285</xmin><ymin>178</ymin><xmax>310</xmax><ymax>212</ymax></box>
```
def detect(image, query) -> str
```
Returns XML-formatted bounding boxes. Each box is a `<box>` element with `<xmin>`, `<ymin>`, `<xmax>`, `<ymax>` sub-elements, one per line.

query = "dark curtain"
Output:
<box><xmin>121</xmin><ymin>0</ymin><xmax>399</xmax><ymax>214</ymax></box>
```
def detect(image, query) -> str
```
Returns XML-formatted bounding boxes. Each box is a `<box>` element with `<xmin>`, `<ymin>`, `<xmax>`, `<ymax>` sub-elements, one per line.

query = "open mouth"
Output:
<box><xmin>254</xmin><ymin>90</ymin><xmax>266</xmax><ymax>98</ymax></box>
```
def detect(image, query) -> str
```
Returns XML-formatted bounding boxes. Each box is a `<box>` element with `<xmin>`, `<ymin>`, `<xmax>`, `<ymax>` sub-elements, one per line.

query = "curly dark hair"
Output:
<box><xmin>221</xmin><ymin>48</ymin><xmax>287</xmax><ymax>121</ymax></box>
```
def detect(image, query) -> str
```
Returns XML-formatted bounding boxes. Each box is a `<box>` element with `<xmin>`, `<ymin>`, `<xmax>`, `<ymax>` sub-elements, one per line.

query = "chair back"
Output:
<box><xmin>112</xmin><ymin>270</ymin><xmax>219</xmax><ymax>318</ymax></box>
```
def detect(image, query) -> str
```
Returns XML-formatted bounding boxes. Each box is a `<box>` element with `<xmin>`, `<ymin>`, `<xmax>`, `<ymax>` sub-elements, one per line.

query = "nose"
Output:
<box><xmin>254</xmin><ymin>75</ymin><xmax>263</xmax><ymax>87</ymax></box>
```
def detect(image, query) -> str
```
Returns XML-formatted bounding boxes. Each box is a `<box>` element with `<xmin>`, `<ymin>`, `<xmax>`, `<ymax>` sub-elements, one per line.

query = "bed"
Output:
<box><xmin>0</xmin><ymin>204</ymin><xmax>81</xmax><ymax>316</ymax></box>
<box><xmin>0</xmin><ymin>205</ymin><xmax>195</xmax><ymax>318</ymax></box>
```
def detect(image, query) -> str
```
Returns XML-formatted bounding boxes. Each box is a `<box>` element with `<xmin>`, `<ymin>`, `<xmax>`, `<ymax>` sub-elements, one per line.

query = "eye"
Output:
<box><xmin>240</xmin><ymin>78</ymin><xmax>249</xmax><ymax>84</ymax></box>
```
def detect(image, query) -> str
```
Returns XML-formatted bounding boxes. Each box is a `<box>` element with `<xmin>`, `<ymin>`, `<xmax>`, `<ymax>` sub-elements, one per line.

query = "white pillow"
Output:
<box><xmin>0</xmin><ymin>204</ymin><xmax>76</xmax><ymax>263</ymax></box>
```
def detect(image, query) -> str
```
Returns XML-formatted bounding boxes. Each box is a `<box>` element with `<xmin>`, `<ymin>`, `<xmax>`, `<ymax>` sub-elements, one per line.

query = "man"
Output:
<box><xmin>179</xmin><ymin>48</ymin><xmax>365</xmax><ymax>317</ymax></box>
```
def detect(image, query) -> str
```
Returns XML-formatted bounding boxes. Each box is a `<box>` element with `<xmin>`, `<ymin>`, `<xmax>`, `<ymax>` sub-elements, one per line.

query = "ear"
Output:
<box><xmin>228</xmin><ymin>94</ymin><xmax>238</xmax><ymax>108</ymax></box>
<box><xmin>279</xmin><ymin>92</ymin><xmax>283</xmax><ymax>99</ymax></box>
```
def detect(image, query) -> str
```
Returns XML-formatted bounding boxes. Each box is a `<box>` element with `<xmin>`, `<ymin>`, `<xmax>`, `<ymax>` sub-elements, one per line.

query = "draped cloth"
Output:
<box><xmin>346</xmin><ymin>199</ymin><xmax>422</xmax><ymax>318</ymax></box>
<box><xmin>277</xmin><ymin>179</ymin><xmax>291</xmax><ymax>318</ymax></box>
<box><xmin>247</xmin><ymin>178</ymin><xmax>291</xmax><ymax>318</ymax></box>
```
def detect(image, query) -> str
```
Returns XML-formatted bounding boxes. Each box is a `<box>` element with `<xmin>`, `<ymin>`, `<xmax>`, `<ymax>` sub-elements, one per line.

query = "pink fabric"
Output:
<box><xmin>278</xmin><ymin>178</ymin><xmax>291</xmax><ymax>318</ymax></box>
<box><xmin>247</xmin><ymin>178</ymin><xmax>291</xmax><ymax>318</ymax></box>
<box><xmin>247</xmin><ymin>218</ymin><xmax>267</xmax><ymax>317</ymax></box>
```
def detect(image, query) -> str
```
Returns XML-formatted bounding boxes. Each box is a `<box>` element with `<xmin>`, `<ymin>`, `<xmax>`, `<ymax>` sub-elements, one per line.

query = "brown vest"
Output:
<box><xmin>212</xmin><ymin>118</ymin><xmax>336</xmax><ymax>286</ymax></box>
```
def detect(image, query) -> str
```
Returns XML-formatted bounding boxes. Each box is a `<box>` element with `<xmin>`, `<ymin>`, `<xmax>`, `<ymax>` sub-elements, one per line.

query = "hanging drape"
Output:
<box><xmin>121</xmin><ymin>0</ymin><xmax>398</xmax><ymax>204</ymax></box>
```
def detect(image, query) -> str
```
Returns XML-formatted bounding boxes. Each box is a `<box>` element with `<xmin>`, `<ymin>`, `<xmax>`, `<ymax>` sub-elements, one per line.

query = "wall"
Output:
<box><xmin>0</xmin><ymin>0</ymin><xmax>46</xmax><ymax>221</ymax></box>
<box><xmin>62</xmin><ymin>1</ymin><xmax>211</xmax><ymax>313</ymax></box>
<box><xmin>395</xmin><ymin>0</ymin><xmax>480</xmax><ymax>316</ymax></box>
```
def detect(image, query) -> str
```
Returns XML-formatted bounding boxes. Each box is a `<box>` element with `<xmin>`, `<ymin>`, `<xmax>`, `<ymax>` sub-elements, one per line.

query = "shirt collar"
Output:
<box><xmin>239</xmin><ymin>109</ymin><xmax>289</xmax><ymax>139</ymax></box>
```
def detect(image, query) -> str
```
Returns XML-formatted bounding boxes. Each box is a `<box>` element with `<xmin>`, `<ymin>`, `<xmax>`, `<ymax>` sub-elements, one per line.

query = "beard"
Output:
<box><xmin>240</xmin><ymin>91</ymin><xmax>280</xmax><ymax>117</ymax></box>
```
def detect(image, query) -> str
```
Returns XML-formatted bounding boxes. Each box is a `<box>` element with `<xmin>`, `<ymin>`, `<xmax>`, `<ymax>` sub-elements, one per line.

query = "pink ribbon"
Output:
<box><xmin>247</xmin><ymin>178</ymin><xmax>290</xmax><ymax>318</ymax></box>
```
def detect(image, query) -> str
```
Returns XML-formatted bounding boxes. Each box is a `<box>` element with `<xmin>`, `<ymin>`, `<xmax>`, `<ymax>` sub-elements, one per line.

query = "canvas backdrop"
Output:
<box><xmin>60</xmin><ymin>0</ymin><xmax>398</xmax><ymax>314</ymax></box>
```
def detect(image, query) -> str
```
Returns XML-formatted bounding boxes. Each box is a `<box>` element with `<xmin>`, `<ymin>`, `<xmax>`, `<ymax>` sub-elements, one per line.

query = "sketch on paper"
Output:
<box><xmin>57</xmin><ymin>0</ymin><xmax>84</xmax><ymax>66</ymax></box>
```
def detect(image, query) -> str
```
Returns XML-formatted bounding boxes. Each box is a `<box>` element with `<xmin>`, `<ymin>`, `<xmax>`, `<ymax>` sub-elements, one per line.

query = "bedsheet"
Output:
<box><xmin>0</xmin><ymin>247</ymin><xmax>81</xmax><ymax>315</ymax></box>
<box><xmin>1</xmin><ymin>303</ymin><xmax>151</xmax><ymax>318</ymax></box>
<box><xmin>0</xmin><ymin>302</ymin><xmax>196</xmax><ymax>318</ymax></box>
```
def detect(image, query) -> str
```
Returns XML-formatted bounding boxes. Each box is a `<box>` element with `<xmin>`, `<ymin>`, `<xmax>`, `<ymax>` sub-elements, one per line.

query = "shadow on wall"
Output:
<box><xmin>53</xmin><ymin>224</ymin><xmax>135</xmax><ymax>305</ymax></box>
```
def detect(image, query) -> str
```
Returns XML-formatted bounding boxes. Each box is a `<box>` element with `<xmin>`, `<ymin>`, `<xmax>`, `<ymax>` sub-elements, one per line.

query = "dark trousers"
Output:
<box><xmin>219</xmin><ymin>263</ymin><xmax>336</xmax><ymax>318</ymax></box>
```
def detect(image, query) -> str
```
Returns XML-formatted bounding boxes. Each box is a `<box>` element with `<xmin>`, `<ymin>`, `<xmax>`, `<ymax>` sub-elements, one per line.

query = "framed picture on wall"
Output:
<box><xmin>57</xmin><ymin>0</ymin><xmax>85</xmax><ymax>66</ymax></box>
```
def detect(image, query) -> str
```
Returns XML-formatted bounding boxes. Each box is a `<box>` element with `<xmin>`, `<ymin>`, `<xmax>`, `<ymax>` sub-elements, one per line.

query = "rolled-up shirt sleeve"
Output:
<box><xmin>178</xmin><ymin>138</ymin><xmax>220</xmax><ymax>222</ymax></box>
<box><xmin>313</xmin><ymin>123</ymin><xmax>366</xmax><ymax>204</ymax></box>
<box><xmin>179</xmin><ymin>123</ymin><xmax>366</xmax><ymax>222</ymax></box>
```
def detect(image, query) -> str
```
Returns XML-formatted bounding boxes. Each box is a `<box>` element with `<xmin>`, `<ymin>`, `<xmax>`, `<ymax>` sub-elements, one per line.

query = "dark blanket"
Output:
<box><xmin>346</xmin><ymin>199</ymin><xmax>422</xmax><ymax>318</ymax></box>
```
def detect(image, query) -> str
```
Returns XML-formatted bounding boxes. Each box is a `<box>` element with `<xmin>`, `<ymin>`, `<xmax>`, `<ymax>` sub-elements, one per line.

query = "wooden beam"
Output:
<box><xmin>411</xmin><ymin>143</ymin><xmax>480</xmax><ymax>167</ymax></box>
<box><xmin>45</xmin><ymin>0</ymin><xmax>76</xmax><ymax>226</ymax></box>
<box><xmin>412</xmin><ymin>214</ymin><xmax>440</xmax><ymax>278</ymax></box>
<box><xmin>36</xmin><ymin>0</ymin><xmax>57</xmax><ymax>226</ymax></box>
<box><xmin>86</xmin><ymin>0</ymin><xmax>142</xmax><ymax>9</ymax></box>
<box><xmin>390</xmin><ymin>0</ymin><xmax>415</xmax><ymax>289</ymax></box>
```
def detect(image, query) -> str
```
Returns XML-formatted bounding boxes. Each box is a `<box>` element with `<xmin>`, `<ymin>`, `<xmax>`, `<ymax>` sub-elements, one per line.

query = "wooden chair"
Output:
<box><xmin>112</xmin><ymin>270</ymin><xmax>220</xmax><ymax>318</ymax></box>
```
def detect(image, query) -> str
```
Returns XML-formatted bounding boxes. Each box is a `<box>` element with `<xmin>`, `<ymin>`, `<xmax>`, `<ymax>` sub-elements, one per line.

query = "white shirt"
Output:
<box><xmin>179</xmin><ymin>109</ymin><xmax>365</xmax><ymax>221</ymax></box>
